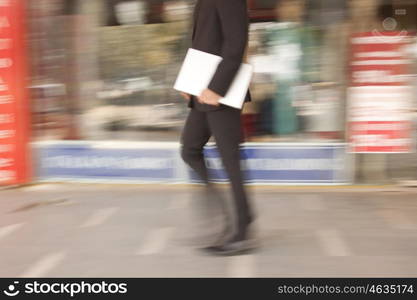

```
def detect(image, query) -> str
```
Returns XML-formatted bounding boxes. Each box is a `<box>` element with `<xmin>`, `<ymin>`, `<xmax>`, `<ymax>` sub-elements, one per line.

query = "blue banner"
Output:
<box><xmin>199</xmin><ymin>144</ymin><xmax>351</xmax><ymax>185</ymax></box>
<box><xmin>35</xmin><ymin>142</ymin><xmax>180</xmax><ymax>183</ymax></box>
<box><xmin>35</xmin><ymin>142</ymin><xmax>352</xmax><ymax>185</ymax></box>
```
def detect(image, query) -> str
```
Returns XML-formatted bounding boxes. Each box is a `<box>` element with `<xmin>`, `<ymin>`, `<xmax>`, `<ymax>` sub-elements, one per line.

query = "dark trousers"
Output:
<box><xmin>180</xmin><ymin>100</ymin><xmax>253</xmax><ymax>238</ymax></box>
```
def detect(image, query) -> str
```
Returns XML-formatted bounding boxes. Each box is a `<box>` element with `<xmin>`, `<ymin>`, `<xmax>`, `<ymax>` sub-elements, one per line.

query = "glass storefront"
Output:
<box><xmin>25</xmin><ymin>0</ymin><xmax>417</xmax><ymax>183</ymax></box>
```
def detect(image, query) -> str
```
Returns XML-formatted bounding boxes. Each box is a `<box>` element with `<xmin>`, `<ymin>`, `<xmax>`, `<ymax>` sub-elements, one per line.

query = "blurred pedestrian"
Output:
<box><xmin>179</xmin><ymin>0</ymin><xmax>256</xmax><ymax>256</ymax></box>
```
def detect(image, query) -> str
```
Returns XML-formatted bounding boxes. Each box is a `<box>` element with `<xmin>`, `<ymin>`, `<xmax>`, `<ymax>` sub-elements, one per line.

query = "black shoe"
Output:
<box><xmin>196</xmin><ymin>225</ymin><xmax>233</xmax><ymax>251</ymax></box>
<box><xmin>201</xmin><ymin>236</ymin><xmax>258</xmax><ymax>256</ymax></box>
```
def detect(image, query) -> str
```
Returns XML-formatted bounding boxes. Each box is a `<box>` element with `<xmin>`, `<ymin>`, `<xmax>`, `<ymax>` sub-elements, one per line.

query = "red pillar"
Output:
<box><xmin>0</xmin><ymin>0</ymin><xmax>32</xmax><ymax>185</ymax></box>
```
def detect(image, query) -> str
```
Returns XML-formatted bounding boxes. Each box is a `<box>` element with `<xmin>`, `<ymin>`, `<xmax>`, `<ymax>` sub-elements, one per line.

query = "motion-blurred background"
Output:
<box><xmin>1</xmin><ymin>0</ymin><xmax>417</xmax><ymax>278</ymax></box>
<box><xmin>22</xmin><ymin>0</ymin><xmax>417</xmax><ymax>185</ymax></box>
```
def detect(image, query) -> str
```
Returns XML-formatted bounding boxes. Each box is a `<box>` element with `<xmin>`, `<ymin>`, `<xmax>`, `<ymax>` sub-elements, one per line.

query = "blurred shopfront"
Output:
<box><xmin>2</xmin><ymin>0</ymin><xmax>417</xmax><ymax>185</ymax></box>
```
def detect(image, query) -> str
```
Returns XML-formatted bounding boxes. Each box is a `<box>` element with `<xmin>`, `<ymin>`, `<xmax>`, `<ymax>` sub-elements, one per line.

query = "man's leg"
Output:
<box><xmin>180</xmin><ymin>108</ymin><xmax>211</xmax><ymax>182</ymax></box>
<box><xmin>207</xmin><ymin>107</ymin><xmax>254</xmax><ymax>241</ymax></box>
<box><xmin>180</xmin><ymin>107</ymin><xmax>229</xmax><ymax>245</ymax></box>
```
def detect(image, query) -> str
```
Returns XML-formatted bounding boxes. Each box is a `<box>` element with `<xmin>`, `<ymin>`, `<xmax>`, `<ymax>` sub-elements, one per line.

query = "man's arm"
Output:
<box><xmin>207</xmin><ymin>0</ymin><xmax>248</xmax><ymax>97</ymax></box>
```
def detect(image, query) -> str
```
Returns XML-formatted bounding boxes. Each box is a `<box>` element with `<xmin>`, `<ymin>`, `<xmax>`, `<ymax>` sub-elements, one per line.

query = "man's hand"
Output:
<box><xmin>198</xmin><ymin>89</ymin><xmax>221</xmax><ymax>106</ymax></box>
<box><xmin>181</xmin><ymin>92</ymin><xmax>191</xmax><ymax>101</ymax></box>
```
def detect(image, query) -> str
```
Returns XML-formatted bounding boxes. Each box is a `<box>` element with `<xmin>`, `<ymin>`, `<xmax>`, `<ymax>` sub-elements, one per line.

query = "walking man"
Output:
<box><xmin>180</xmin><ymin>0</ymin><xmax>255</xmax><ymax>256</ymax></box>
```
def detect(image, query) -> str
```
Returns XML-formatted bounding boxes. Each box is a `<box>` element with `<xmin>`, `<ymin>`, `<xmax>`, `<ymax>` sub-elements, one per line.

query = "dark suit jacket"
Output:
<box><xmin>189</xmin><ymin>0</ymin><xmax>251</xmax><ymax>109</ymax></box>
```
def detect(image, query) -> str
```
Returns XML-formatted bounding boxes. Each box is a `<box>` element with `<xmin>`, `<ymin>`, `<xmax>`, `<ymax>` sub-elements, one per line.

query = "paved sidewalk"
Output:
<box><xmin>1</xmin><ymin>184</ymin><xmax>417</xmax><ymax>277</ymax></box>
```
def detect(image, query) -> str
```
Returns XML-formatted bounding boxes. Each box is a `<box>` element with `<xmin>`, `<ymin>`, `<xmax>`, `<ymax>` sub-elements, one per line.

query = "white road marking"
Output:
<box><xmin>136</xmin><ymin>227</ymin><xmax>174</xmax><ymax>255</ymax></box>
<box><xmin>80</xmin><ymin>207</ymin><xmax>119</xmax><ymax>228</ymax></box>
<box><xmin>0</xmin><ymin>223</ymin><xmax>24</xmax><ymax>241</ymax></box>
<box><xmin>298</xmin><ymin>195</ymin><xmax>325</xmax><ymax>211</ymax></box>
<box><xmin>168</xmin><ymin>196</ymin><xmax>191</xmax><ymax>210</ymax></box>
<box><xmin>316</xmin><ymin>229</ymin><xmax>350</xmax><ymax>257</ymax></box>
<box><xmin>227</xmin><ymin>255</ymin><xmax>256</xmax><ymax>278</ymax></box>
<box><xmin>20</xmin><ymin>252</ymin><xmax>66</xmax><ymax>277</ymax></box>
<box><xmin>23</xmin><ymin>184</ymin><xmax>59</xmax><ymax>192</ymax></box>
